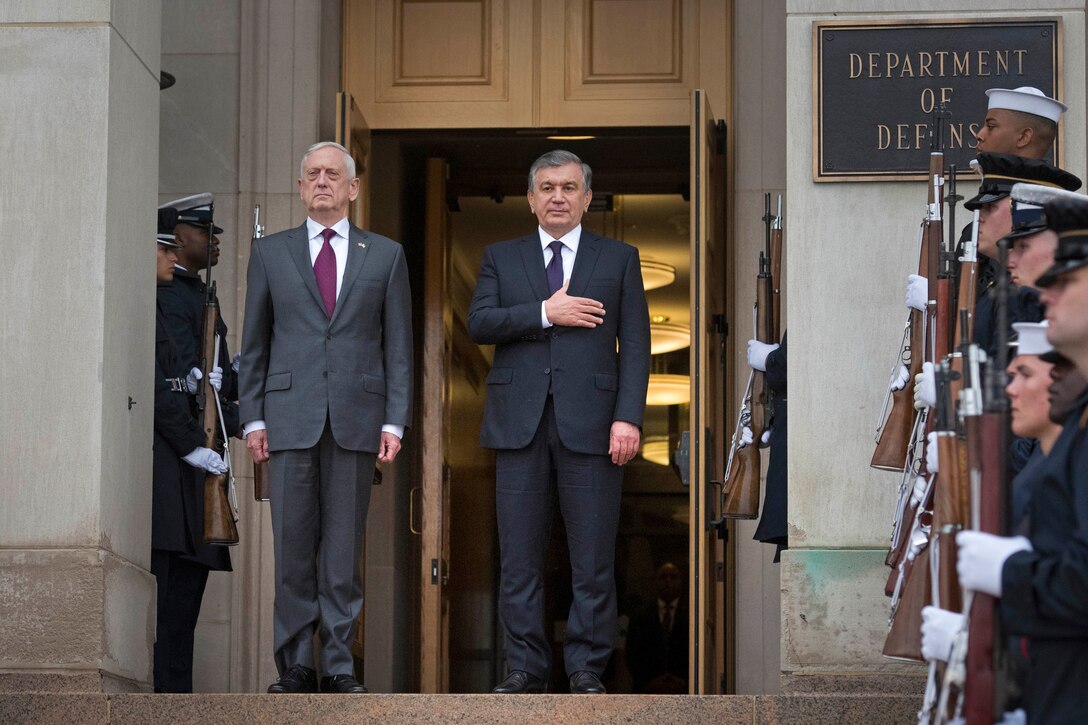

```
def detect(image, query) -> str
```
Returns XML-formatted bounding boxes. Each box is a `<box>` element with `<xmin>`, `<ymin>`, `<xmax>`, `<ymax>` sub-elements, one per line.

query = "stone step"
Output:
<box><xmin>2</xmin><ymin>692</ymin><xmax>922</xmax><ymax>724</ymax></box>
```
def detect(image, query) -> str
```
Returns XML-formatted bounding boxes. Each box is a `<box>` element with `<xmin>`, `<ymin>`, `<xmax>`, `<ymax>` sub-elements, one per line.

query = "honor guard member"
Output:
<box><xmin>152</xmin><ymin>225</ymin><xmax>232</xmax><ymax>692</ymax></box>
<box><xmin>744</xmin><ymin>332</ymin><xmax>788</xmax><ymax>561</ymax></box>
<box><xmin>956</xmin><ymin>195</ymin><xmax>1088</xmax><ymax>724</ymax></box>
<box><xmin>157</xmin><ymin>194</ymin><xmax>241</xmax><ymax>437</ymax></box>
<box><xmin>1003</xmin><ymin>183</ymin><xmax>1078</xmax><ymax>291</ymax></box>
<box><xmin>975</xmin><ymin>86</ymin><xmax>1066</xmax><ymax>159</ymax></box>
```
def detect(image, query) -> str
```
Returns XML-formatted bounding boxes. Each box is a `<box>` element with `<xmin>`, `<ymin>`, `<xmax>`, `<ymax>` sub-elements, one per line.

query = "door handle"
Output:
<box><xmin>409</xmin><ymin>486</ymin><xmax>422</xmax><ymax>535</ymax></box>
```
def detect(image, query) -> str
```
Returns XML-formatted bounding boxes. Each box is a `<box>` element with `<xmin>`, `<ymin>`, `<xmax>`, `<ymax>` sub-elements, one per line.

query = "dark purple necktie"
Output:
<box><xmin>315</xmin><ymin>228</ymin><xmax>338</xmax><ymax>317</ymax></box>
<box><xmin>546</xmin><ymin>240</ymin><xmax>565</xmax><ymax>295</ymax></box>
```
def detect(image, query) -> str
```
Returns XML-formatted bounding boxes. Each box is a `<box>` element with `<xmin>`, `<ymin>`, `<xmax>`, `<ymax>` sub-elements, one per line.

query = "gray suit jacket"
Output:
<box><xmin>467</xmin><ymin>231</ymin><xmax>650</xmax><ymax>455</ymax></box>
<box><xmin>239</xmin><ymin>221</ymin><xmax>412</xmax><ymax>452</ymax></box>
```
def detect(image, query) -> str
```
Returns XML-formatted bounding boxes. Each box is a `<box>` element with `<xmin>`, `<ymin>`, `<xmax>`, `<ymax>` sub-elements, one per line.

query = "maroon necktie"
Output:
<box><xmin>314</xmin><ymin>228</ymin><xmax>338</xmax><ymax>317</ymax></box>
<box><xmin>546</xmin><ymin>240</ymin><xmax>565</xmax><ymax>295</ymax></box>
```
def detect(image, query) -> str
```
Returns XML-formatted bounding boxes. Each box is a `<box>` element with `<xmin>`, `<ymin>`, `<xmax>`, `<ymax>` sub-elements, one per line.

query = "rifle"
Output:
<box><xmin>872</xmin><ymin>107</ymin><xmax>948</xmax><ymax>470</ymax></box>
<box><xmin>251</xmin><ymin>204</ymin><xmax>270</xmax><ymax>502</ymax></box>
<box><xmin>721</xmin><ymin>193</ymin><xmax>779</xmax><ymax>519</ymax></box>
<box><xmin>200</xmin><ymin>212</ymin><xmax>240</xmax><ymax>546</ymax></box>
<box><xmin>953</xmin><ymin>244</ymin><xmax>1013</xmax><ymax>723</ymax></box>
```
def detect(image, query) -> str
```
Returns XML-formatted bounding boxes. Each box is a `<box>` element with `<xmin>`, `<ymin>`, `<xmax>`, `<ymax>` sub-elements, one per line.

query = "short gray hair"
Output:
<box><xmin>300</xmin><ymin>141</ymin><xmax>356</xmax><ymax>179</ymax></box>
<box><xmin>528</xmin><ymin>150</ymin><xmax>591</xmax><ymax>191</ymax></box>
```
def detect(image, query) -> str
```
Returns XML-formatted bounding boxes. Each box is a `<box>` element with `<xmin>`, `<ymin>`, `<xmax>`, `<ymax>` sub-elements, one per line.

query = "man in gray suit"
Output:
<box><xmin>239</xmin><ymin>141</ymin><xmax>412</xmax><ymax>694</ymax></box>
<box><xmin>469</xmin><ymin>150</ymin><xmax>650</xmax><ymax>694</ymax></box>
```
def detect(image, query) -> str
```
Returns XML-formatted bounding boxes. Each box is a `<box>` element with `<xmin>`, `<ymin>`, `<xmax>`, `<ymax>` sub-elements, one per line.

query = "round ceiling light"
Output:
<box><xmin>650</xmin><ymin>322</ymin><xmax>690</xmax><ymax>355</ymax></box>
<box><xmin>645</xmin><ymin>373</ymin><xmax>690</xmax><ymax>406</ymax></box>
<box><xmin>641</xmin><ymin>259</ymin><xmax>676</xmax><ymax>291</ymax></box>
<box><xmin>640</xmin><ymin>435</ymin><xmax>671</xmax><ymax>466</ymax></box>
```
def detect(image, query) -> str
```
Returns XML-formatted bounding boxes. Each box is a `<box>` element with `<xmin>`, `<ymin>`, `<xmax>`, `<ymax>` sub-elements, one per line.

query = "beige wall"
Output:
<box><xmin>0</xmin><ymin>0</ymin><xmax>162</xmax><ymax>691</ymax></box>
<box><xmin>781</xmin><ymin>0</ymin><xmax>1086</xmax><ymax>687</ymax></box>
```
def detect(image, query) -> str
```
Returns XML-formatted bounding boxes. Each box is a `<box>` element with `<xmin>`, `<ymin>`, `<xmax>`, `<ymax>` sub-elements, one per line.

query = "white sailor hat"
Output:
<box><xmin>1012</xmin><ymin>321</ymin><xmax>1053</xmax><ymax>357</ymax></box>
<box><xmin>986</xmin><ymin>87</ymin><xmax>1067</xmax><ymax>123</ymax></box>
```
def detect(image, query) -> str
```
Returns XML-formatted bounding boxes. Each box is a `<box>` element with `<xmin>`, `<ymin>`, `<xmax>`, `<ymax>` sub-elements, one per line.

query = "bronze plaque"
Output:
<box><xmin>814</xmin><ymin>19</ymin><xmax>1061</xmax><ymax>182</ymax></box>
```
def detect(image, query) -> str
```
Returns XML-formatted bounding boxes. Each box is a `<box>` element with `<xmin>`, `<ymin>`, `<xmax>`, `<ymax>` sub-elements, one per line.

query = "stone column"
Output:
<box><xmin>781</xmin><ymin>0</ymin><xmax>1085</xmax><ymax>693</ymax></box>
<box><xmin>0</xmin><ymin>2</ymin><xmax>163</xmax><ymax>693</ymax></box>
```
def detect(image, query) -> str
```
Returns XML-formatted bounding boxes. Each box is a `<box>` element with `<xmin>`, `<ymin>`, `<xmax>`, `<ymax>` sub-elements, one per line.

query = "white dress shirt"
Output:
<box><xmin>539</xmin><ymin>224</ymin><xmax>581</xmax><ymax>328</ymax></box>
<box><xmin>243</xmin><ymin>216</ymin><xmax>403</xmax><ymax>441</ymax></box>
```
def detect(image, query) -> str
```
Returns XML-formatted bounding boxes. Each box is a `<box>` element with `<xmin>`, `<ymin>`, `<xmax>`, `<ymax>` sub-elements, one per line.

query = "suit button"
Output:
<box><xmin>552</xmin><ymin>333</ymin><xmax>558</xmax><ymax>339</ymax></box>
<box><xmin>544</xmin><ymin>368</ymin><xmax>551</xmax><ymax>374</ymax></box>
<box><xmin>326</xmin><ymin>333</ymin><xmax>332</xmax><ymax>340</ymax></box>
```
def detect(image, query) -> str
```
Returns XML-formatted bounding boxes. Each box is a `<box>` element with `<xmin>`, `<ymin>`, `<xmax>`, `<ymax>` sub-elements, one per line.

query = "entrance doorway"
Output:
<box><xmin>370</xmin><ymin>125</ymin><xmax>727</xmax><ymax>694</ymax></box>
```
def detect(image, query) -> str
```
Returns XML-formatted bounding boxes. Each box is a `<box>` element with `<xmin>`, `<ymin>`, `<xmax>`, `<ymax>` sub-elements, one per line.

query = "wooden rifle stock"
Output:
<box><xmin>201</xmin><ymin>289</ymin><xmax>239</xmax><ymax>546</ymax></box>
<box><xmin>883</xmin><ymin>536</ymin><xmax>930</xmax><ymax>661</ymax></box>
<box><xmin>722</xmin><ymin>196</ymin><xmax>775</xmax><ymax>519</ymax></box>
<box><xmin>872</xmin><ymin>154</ymin><xmax>943</xmax><ymax>471</ymax></box>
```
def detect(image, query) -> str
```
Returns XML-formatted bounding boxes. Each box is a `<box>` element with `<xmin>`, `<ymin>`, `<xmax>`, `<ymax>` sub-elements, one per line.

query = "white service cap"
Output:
<box><xmin>1012</xmin><ymin>321</ymin><xmax>1054</xmax><ymax>357</ymax></box>
<box><xmin>986</xmin><ymin>87</ymin><xmax>1067</xmax><ymax>123</ymax></box>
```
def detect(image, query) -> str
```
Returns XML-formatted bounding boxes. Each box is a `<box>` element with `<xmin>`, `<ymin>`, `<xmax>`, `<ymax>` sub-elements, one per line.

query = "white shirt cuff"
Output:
<box><xmin>242</xmin><ymin>420</ymin><xmax>267</xmax><ymax>438</ymax></box>
<box><xmin>382</xmin><ymin>424</ymin><xmax>404</xmax><ymax>440</ymax></box>
<box><xmin>541</xmin><ymin>301</ymin><xmax>553</xmax><ymax>329</ymax></box>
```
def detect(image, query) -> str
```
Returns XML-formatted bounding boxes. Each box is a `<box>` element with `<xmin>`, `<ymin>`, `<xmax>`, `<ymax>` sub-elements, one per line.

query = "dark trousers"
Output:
<box><xmin>496</xmin><ymin>397</ymin><xmax>623</xmax><ymax>678</ymax></box>
<box><xmin>151</xmin><ymin>548</ymin><xmax>210</xmax><ymax>693</ymax></box>
<box><xmin>269</xmin><ymin>419</ymin><xmax>375</xmax><ymax>677</ymax></box>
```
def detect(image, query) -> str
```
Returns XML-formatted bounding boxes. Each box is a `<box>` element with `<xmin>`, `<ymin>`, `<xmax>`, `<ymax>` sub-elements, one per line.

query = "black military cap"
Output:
<box><xmin>1004</xmin><ymin>183</ymin><xmax>1086</xmax><ymax>243</ymax></box>
<box><xmin>158</xmin><ymin>193</ymin><xmax>223</xmax><ymax>234</ymax></box>
<box><xmin>964</xmin><ymin>153</ymin><xmax>1081</xmax><ymax>211</ymax></box>
<box><xmin>1036</xmin><ymin>195</ymin><xmax>1088</xmax><ymax>288</ymax></box>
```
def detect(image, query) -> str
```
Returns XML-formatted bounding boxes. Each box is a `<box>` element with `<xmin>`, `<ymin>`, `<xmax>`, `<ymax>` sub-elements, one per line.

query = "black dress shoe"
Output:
<box><xmin>320</xmin><ymin>674</ymin><xmax>368</xmax><ymax>694</ymax></box>
<box><xmin>267</xmin><ymin>664</ymin><xmax>318</xmax><ymax>693</ymax></box>
<box><xmin>569</xmin><ymin>670</ymin><xmax>606</xmax><ymax>694</ymax></box>
<box><xmin>492</xmin><ymin>670</ymin><xmax>547</xmax><ymax>694</ymax></box>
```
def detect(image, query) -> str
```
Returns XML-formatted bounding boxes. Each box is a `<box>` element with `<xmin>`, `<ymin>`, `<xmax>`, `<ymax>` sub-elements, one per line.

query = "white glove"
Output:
<box><xmin>182</xmin><ymin>446</ymin><xmax>228</xmax><ymax>474</ymax></box>
<box><xmin>996</xmin><ymin>710</ymin><xmax>1026</xmax><ymax>725</ymax></box>
<box><xmin>747</xmin><ymin>339</ymin><xmax>779</xmax><ymax>372</ymax></box>
<box><xmin>956</xmin><ymin>530</ymin><xmax>1032</xmax><ymax>597</ymax></box>
<box><xmin>909</xmin><ymin>474</ymin><xmax>928</xmax><ymax>508</ymax></box>
<box><xmin>925</xmin><ymin>431</ymin><xmax>939</xmax><ymax>474</ymax></box>
<box><xmin>232</xmin><ymin>352</ymin><xmax>241</xmax><ymax>373</ymax></box>
<box><xmin>761</xmin><ymin>428</ymin><xmax>773</xmax><ymax>447</ymax></box>
<box><xmin>905</xmin><ymin>274</ymin><xmax>929</xmax><ymax>312</ymax></box>
<box><xmin>739</xmin><ymin>425</ymin><xmax>754</xmax><ymax>448</ymax></box>
<box><xmin>914</xmin><ymin>361</ymin><xmax>936</xmax><ymax>410</ymax></box>
<box><xmin>207</xmin><ymin>366</ymin><xmax>223</xmax><ymax>392</ymax></box>
<box><xmin>889</xmin><ymin>364</ymin><xmax>910</xmax><ymax>392</ymax></box>
<box><xmin>920</xmin><ymin>606</ymin><xmax>964</xmax><ymax>663</ymax></box>
<box><xmin>184</xmin><ymin>367</ymin><xmax>203</xmax><ymax>394</ymax></box>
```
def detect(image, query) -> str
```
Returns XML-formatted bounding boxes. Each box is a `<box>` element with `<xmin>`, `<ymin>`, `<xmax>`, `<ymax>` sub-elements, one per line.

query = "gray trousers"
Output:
<box><xmin>269</xmin><ymin>419</ymin><xmax>375</xmax><ymax>676</ymax></box>
<box><xmin>496</xmin><ymin>396</ymin><xmax>623</xmax><ymax>679</ymax></box>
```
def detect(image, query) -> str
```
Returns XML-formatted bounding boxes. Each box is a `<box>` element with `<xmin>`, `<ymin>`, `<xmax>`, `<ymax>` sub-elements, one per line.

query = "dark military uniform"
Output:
<box><xmin>754</xmin><ymin>331</ymin><xmax>787</xmax><ymax>561</ymax></box>
<box><xmin>157</xmin><ymin>266</ymin><xmax>240</xmax><ymax>437</ymax></box>
<box><xmin>152</xmin><ymin>294</ymin><xmax>231</xmax><ymax>693</ymax></box>
<box><xmin>1000</xmin><ymin>390</ymin><xmax>1088</xmax><ymax>724</ymax></box>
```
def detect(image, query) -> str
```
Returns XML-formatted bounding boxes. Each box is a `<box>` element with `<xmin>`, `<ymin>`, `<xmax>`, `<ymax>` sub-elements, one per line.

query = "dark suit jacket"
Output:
<box><xmin>238</xmin><ymin>221</ymin><xmax>413</xmax><ymax>452</ymax></box>
<box><xmin>467</xmin><ymin>231</ymin><xmax>650</xmax><ymax>455</ymax></box>
<box><xmin>625</xmin><ymin>599</ymin><xmax>689</xmax><ymax>693</ymax></box>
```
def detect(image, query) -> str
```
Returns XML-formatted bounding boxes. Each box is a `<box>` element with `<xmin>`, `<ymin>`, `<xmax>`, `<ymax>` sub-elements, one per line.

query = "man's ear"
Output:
<box><xmin>1015</xmin><ymin>126</ymin><xmax>1035</xmax><ymax>151</ymax></box>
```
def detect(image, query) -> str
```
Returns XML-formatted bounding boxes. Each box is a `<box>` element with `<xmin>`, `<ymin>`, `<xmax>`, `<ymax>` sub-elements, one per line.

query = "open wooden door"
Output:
<box><xmin>335</xmin><ymin>92</ymin><xmax>374</xmax><ymax>678</ymax></box>
<box><xmin>336</xmin><ymin>92</ymin><xmax>371</xmax><ymax>228</ymax></box>
<box><xmin>689</xmin><ymin>89</ymin><xmax>731</xmax><ymax>694</ymax></box>
<box><xmin>418</xmin><ymin>157</ymin><xmax>453</xmax><ymax>692</ymax></box>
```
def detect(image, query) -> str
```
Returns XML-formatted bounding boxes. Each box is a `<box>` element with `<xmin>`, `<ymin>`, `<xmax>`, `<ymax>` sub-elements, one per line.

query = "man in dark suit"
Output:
<box><xmin>625</xmin><ymin>562</ymin><xmax>688</xmax><ymax>693</ymax></box>
<box><xmin>152</xmin><ymin>227</ymin><xmax>231</xmax><ymax>692</ymax></box>
<box><xmin>239</xmin><ymin>141</ymin><xmax>413</xmax><ymax>694</ymax></box>
<box><xmin>469</xmin><ymin>150</ymin><xmax>651</xmax><ymax>694</ymax></box>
